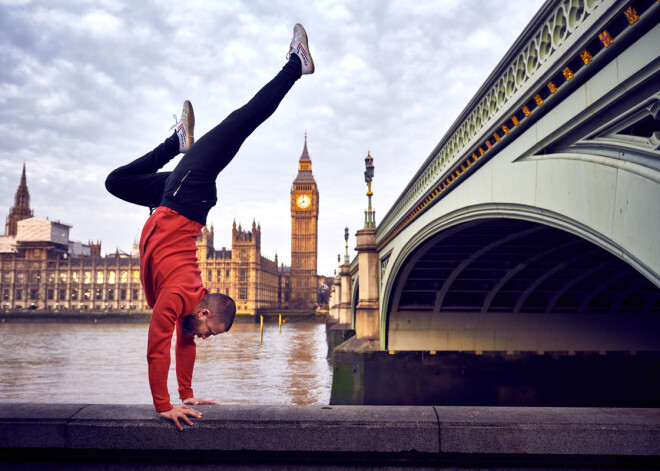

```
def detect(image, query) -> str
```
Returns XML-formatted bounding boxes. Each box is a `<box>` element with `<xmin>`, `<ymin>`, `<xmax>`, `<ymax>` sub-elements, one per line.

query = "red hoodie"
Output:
<box><xmin>139</xmin><ymin>206</ymin><xmax>208</xmax><ymax>412</ymax></box>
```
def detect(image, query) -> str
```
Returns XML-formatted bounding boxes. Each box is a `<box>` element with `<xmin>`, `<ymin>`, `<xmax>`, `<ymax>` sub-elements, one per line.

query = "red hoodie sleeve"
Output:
<box><xmin>175</xmin><ymin>314</ymin><xmax>196</xmax><ymax>401</ymax></box>
<box><xmin>147</xmin><ymin>291</ymin><xmax>183</xmax><ymax>412</ymax></box>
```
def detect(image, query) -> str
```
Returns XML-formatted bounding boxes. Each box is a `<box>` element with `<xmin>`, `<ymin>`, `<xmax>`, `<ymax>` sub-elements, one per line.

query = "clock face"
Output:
<box><xmin>296</xmin><ymin>194</ymin><xmax>311</xmax><ymax>209</ymax></box>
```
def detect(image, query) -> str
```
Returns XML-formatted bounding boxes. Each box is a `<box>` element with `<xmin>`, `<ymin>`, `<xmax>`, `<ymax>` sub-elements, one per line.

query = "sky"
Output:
<box><xmin>0</xmin><ymin>0</ymin><xmax>545</xmax><ymax>276</ymax></box>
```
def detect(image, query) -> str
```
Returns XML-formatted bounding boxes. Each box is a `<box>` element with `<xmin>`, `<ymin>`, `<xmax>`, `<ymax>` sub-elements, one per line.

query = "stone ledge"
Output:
<box><xmin>1</xmin><ymin>405</ymin><xmax>659</xmax><ymax>468</ymax></box>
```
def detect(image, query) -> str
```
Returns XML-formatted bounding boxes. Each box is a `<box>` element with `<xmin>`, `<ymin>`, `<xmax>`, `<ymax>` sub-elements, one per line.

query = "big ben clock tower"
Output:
<box><xmin>290</xmin><ymin>135</ymin><xmax>319</xmax><ymax>307</ymax></box>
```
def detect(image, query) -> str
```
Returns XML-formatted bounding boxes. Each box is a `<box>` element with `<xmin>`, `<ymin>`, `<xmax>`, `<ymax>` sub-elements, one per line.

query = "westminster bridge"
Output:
<box><xmin>328</xmin><ymin>0</ymin><xmax>660</xmax><ymax>407</ymax></box>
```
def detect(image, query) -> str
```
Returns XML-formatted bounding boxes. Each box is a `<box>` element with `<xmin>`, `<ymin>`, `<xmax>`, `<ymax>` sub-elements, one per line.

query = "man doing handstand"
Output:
<box><xmin>105</xmin><ymin>24</ymin><xmax>314</xmax><ymax>430</ymax></box>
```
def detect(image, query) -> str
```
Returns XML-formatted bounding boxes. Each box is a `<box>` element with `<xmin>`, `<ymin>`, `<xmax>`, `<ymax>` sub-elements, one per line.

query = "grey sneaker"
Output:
<box><xmin>287</xmin><ymin>23</ymin><xmax>314</xmax><ymax>75</ymax></box>
<box><xmin>171</xmin><ymin>100</ymin><xmax>195</xmax><ymax>153</ymax></box>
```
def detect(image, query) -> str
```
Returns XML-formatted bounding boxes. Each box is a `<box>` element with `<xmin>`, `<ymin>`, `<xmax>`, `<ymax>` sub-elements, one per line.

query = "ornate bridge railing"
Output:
<box><xmin>376</xmin><ymin>0</ymin><xmax>659</xmax><ymax>249</ymax></box>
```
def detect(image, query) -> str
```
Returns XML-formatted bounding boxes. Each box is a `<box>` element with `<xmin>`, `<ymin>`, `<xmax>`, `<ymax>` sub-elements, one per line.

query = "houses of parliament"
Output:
<box><xmin>0</xmin><ymin>139</ymin><xmax>321</xmax><ymax>314</ymax></box>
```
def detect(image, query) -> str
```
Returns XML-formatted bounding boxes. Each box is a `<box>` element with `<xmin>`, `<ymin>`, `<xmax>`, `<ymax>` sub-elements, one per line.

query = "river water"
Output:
<box><xmin>0</xmin><ymin>321</ymin><xmax>332</xmax><ymax>406</ymax></box>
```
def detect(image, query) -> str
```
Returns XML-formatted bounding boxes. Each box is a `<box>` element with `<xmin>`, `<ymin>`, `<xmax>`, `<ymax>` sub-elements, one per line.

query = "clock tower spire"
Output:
<box><xmin>290</xmin><ymin>134</ymin><xmax>319</xmax><ymax>307</ymax></box>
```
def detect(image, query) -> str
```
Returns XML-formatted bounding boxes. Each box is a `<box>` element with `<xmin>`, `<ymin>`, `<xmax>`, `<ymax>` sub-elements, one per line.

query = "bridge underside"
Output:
<box><xmin>388</xmin><ymin>218</ymin><xmax>660</xmax><ymax>352</ymax></box>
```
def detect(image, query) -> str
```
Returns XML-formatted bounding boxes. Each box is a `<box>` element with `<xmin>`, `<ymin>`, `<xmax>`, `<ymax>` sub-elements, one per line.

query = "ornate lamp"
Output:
<box><xmin>344</xmin><ymin>226</ymin><xmax>350</xmax><ymax>263</ymax></box>
<box><xmin>364</xmin><ymin>152</ymin><xmax>376</xmax><ymax>228</ymax></box>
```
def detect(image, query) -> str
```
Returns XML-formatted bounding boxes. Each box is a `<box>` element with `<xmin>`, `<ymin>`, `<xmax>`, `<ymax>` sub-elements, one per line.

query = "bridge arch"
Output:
<box><xmin>381</xmin><ymin>205</ymin><xmax>660</xmax><ymax>352</ymax></box>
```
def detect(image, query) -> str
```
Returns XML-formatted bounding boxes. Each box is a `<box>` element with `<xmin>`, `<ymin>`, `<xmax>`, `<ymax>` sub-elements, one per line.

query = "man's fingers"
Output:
<box><xmin>181</xmin><ymin>407</ymin><xmax>202</xmax><ymax>418</ymax></box>
<box><xmin>181</xmin><ymin>415</ymin><xmax>195</xmax><ymax>427</ymax></box>
<box><xmin>172</xmin><ymin>417</ymin><xmax>183</xmax><ymax>431</ymax></box>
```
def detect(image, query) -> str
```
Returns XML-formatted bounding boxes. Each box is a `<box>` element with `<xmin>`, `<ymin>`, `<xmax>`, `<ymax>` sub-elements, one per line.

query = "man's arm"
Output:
<box><xmin>175</xmin><ymin>296</ymin><xmax>219</xmax><ymax>406</ymax></box>
<box><xmin>175</xmin><ymin>313</ymin><xmax>196</xmax><ymax>401</ymax></box>
<box><xmin>147</xmin><ymin>293</ymin><xmax>184</xmax><ymax>412</ymax></box>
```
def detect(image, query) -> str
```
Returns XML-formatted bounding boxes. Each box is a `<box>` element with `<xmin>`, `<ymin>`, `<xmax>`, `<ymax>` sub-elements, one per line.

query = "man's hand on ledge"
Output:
<box><xmin>183</xmin><ymin>397</ymin><xmax>220</xmax><ymax>406</ymax></box>
<box><xmin>159</xmin><ymin>404</ymin><xmax>202</xmax><ymax>431</ymax></box>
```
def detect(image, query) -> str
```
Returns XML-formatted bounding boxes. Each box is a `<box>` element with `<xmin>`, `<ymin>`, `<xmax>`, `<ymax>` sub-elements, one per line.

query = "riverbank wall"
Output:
<box><xmin>1</xmin><ymin>404</ymin><xmax>658</xmax><ymax>469</ymax></box>
<box><xmin>0</xmin><ymin>310</ymin><xmax>151</xmax><ymax>324</ymax></box>
<box><xmin>0</xmin><ymin>310</ymin><xmax>326</xmax><ymax>324</ymax></box>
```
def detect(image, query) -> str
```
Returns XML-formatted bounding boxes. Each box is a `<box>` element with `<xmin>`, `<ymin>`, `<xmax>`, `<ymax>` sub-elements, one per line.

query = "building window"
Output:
<box><xmin>83</xmin><ymin>289</ymin><xmax>91</xmax><ymax>300</ymax></box>
<box><xmin>84</xmin><ymin>272</ymin><xmax>91</xmax><ymax>284</ymax></box>
<box><xmin>47</xmin><ymin>272</ymin><xmax>55</xmax><ymax>283</ymax></box>
<box><xmin>30</xmin><ymin>289</ymin><xmax>38</xmax><ymax>300</ymax></box>
<box><xmin>3</xmin><ymin>273</ymin><xmax>11</xmax><ymax>283</ymax></box>
<box><xmin>2</xmin><ymin>289</ymin><xmax>9</xmax><ymax>301</ymax></box>
<box><xmin>95</xmin><ymin>288</ymin><xmax>102</xmax><ymax>300</ymax></box>
<box><xmin>226</xmin><ymin>269</ymin><xmax>230</xmax><ymax>278</ymax></box>
<box><xmin>240</xmin><ymin>249</ymin><xmax>247</xmax><ymax>260</ymax></box>
<box><xmin>120</xmin><ymin>289</ymin><xmax>127</xmax><ymax>300</ymax></box>
<box><xmin>30</xmin><ymin>271</ymin><xmax>40</xmax><ymax>283</ymax></box>
<box><xmin>121</xmin><ymin>271</ymin><xmax>128</xmax><ymax>283</ymax></box>
<box><xmin>132</xmin><ymin>289</ymin><xmax>139</xmax><ymax>300</ymax></box>
<box><xmin>108</xmin><ymin>289</ymin><xmax>114</xmax><ymax>301</ymax></box>
<box><xmin>133</xmin><ymin>270</ymin><xmax>140</xmax><ymax>283</ymax></box>
<box><xmin>16</xmin><ymin>273</ymin><xmax>24</xmax><ymax>283</ymax></box>
<box><xmin>217</xmin><ymin>269</ymin><xmax>222</xmax><ymax>280</ymax></box>
<box><xmin>239</xmin><ymin>269</ymin><xmax>247</xmax><ymax>282</ymax></box>
<box><xmin>71</xmin><ymin>289</ymin><xmax>78</xmax><ymax>300</ymax></box>
<box><xmin>15</xmin><ymin>289</ymin><xmax>22</xmax><ymax>300</ymax></box>
<box><xmin>47</xmin><ymin>289</ymin><xmax>54</xmax><ymax>300</ymax></box>
<box><xmin>59</xmin><ymin>289</ymin><xmax>66</xmax><ymax>301</ymax></box>
<box><xmin>97</xmin><ymin>271</ymin><xmax>104</xmax><ymax>284</ymax></box>
<box><xmin>208</xmin><ymin>270</ymin><xmax>213</xmax><ymax>281</ymax></box>
<box><xmin>109</xmin><ymin>271</ymin><xmax>116</xmax><ymax>284</ymax></box>
<box><xmin>60</xmin><ymin>272</ymin><xmax>67</xmax><ymax>283</ymax></box>
<box><xmin>239</xmin><ymin>289</ymin><xmax>247</xmax><ymax>300</ymax></box>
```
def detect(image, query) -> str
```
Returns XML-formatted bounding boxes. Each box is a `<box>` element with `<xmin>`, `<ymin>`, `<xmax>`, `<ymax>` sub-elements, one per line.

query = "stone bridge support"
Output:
<box><xmin>326</xmin><ymin>266</ymin><xmax>355</xmax><ymax>357</ymax></box>
<box><xmin>355</xmin><ymin>227</ymin><xmax>379</xmax><ymax>339</ymax></box>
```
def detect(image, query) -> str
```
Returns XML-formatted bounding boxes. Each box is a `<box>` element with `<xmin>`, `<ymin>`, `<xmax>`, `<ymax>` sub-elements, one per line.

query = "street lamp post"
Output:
<box><xmin>364</xmin><ymin>152</ymin><xmax>375</xmax><ymax>228</ymax></box>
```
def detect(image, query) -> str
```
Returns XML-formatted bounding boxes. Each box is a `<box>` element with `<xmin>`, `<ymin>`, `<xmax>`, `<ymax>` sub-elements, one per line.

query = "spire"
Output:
<box><xmin>6</xmin><ymin>163</ymin><xmax>33</xmax><ymax>236</ymax></box>
<box><xmin>300</xmin><ymin>131</ymin><xmax>310</xmax><ymax>162</ymax></box>
<box><xmin>296</xmin><ymin>133</ymin><xmax>314</xmax><ymax>178</ymax></box>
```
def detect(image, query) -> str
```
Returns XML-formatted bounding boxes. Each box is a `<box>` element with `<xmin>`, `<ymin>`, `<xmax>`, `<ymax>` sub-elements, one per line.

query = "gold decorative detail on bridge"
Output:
<box><xmin>624</xmin><ymin>6</ymin><xmax>639</xmax><ymax>24</ymax></box>
<box><xmin>377</xmin><ymin>0</ymin><xmax>653</xmax><ymax>252</ymax></box>
<box><xmin>599</xmin><ymin>30</ymin><xmax>613</xmax><ymax>47</ymax></box>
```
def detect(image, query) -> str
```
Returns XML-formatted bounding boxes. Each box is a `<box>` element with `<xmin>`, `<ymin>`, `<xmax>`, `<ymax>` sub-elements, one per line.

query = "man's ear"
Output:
<box><xmin>196</xmin><ymin>309</ymin><xmax>210</xmax><ymax>318</ymax></box>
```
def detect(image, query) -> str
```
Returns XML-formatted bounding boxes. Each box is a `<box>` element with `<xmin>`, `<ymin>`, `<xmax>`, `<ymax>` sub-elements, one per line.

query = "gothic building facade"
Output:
<box><xmin>0</xmin><ymin>138</ymin><xmax>321</xmax><ymax>313</ymax></box>
<box><xmin>195</xmin><ymin>221</ymin><xmax>288</xmax><ymax>314</ymax></box>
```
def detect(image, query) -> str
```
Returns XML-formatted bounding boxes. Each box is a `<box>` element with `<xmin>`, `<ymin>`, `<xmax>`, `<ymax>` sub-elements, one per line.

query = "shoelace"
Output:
<box><xmin>169</xmin><ymin>114</ymin><xmax>180</xmax><ymax>132</ymax></box>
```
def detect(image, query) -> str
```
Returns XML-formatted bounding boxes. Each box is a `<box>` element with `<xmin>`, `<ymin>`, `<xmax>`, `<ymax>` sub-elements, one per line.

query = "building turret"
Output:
<box><xmin>6</xmin><ymin>163</ymin><xmax>34</xmax><ymax>236</ymax></box>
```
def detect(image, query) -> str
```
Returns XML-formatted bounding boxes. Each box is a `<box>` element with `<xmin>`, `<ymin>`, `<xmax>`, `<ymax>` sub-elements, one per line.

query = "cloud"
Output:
<box><xmin>0</xmin><ymin>0</ymin><xmax>545</xmax><ymax>274</ymax></box>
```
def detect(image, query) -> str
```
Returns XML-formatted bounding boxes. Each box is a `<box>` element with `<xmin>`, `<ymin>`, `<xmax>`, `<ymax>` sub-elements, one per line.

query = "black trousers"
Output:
<box><xmin>105</xmin><ymin>56</ymin><xmax>302</xmax><ymax>225</ymax></box>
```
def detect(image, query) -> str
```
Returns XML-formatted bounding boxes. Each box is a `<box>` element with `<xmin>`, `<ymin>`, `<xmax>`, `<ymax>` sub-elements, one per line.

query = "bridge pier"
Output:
<box><xmin>326</xmin><ymin>265</ymin><xmax>355</xmax><ymax>357</ymax></box>
<box><xmin>354</xmin><ymin>227</ymin><xmax>379</xmax><ymax>339</ymax></box>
